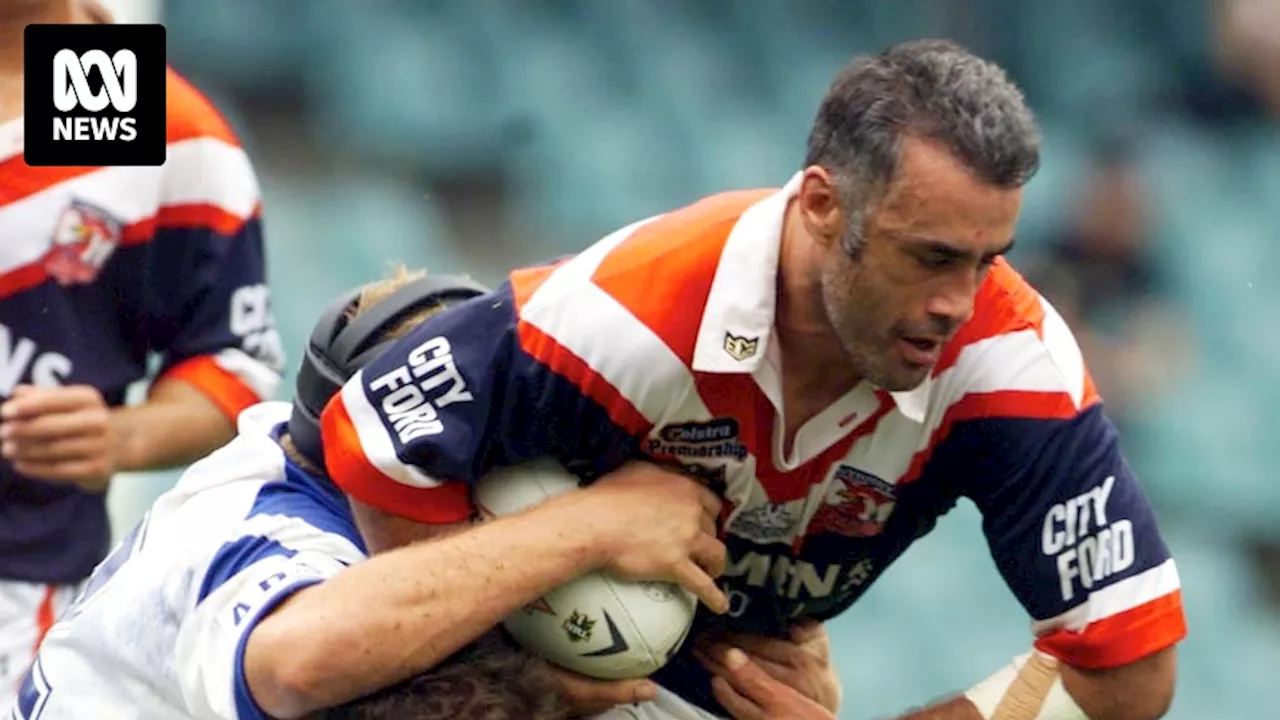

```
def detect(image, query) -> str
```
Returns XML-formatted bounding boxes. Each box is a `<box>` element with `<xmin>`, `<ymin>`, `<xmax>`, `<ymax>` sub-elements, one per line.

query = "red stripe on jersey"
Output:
<box><xmin>1035</xmin><ymin>590</ymin><xmax>1187</xmax><ymax>669</ymax></box>
<box><xmin>933</xmin><ymin>260</ymin><xmax>1045</xmax><ymax>377</ymax></box>
<box><xmin>693</xmin><ymin>372</ymin><xmax>897</xmax><ymax>507</ymax></box>
<box><xmin>160</xmin><ymin>355</ymin><xmax>262</xmax><ymax>422</ymax></box>
<box><xmin>0</xmin><ymin>203</ymin><xmax>261</xmax><ymax>302</ymax></box>
<box><xmin>122</xmin><ymin>202</ymin><xmax>262</xmax><ymax>243</ymax></box>
<box><xmin>0</xmin><ymin>162</ymin><xmax>99</xmax><ymax>208</ymax></box>
<box><xmin>900</xmin><ymin>390</ymin><xmax>1087</xmax><ymax>485</ymax></box>
<box><xmin>515</xmin><ymin>320</ymin><xmax>652</xmax><ymax>437</ymax></box>
<box><xmin>0</xmin><ymin>264</ymin><xmax>53</xmax><ymax>303</ymax></box>
<box><xmin>31</xmin><ymin>584</ymin><xmax>56</xmax><ymax>654</ymax></box>
<box><xmin>322</xmin><ymin>394</ymin><xmax>474</xmax><ymax>525</ymax></box>
<box><xmin>592</xmin><ymin>190</ymin><xmax>771</xmax><ymax>365</ymax></box>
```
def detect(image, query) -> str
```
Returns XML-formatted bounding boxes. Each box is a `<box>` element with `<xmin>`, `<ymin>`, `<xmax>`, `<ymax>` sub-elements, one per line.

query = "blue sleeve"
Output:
<box><xmin>178</xmin><ymin>516</ymin><xmax>363</xmax><ymax>717</ymax></box>
<box><xmin>321</xmin><ymin>280</ymin><xmax>641</xmax><ymax>524</ymax></box>
<box><xmin>145</xmin><ymin>145</ymin><xmax>284</xmax><ymax>416</ymax></box>
<box><xmin>944</xmin><ymin>404</ymin><xmax>1186</xmax><ymax>668</ymax></box>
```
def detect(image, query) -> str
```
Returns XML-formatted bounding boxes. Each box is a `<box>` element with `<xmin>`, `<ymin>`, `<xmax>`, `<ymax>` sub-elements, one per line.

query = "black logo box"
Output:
<box><xmin>23</xmin><ymin>24</ymin><xmax>166</xmax><ymax>167</ymax></box>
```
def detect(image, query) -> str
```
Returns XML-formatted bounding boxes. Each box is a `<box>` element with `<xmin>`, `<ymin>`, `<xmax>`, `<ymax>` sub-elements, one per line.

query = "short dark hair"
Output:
<box><xmin>804</xmin><ymin>39</ymin><xmax>1041</xmax><ymax>201</ymax></box>
<box><xmin>308</xmin><ymin>631</ymin><xmax>569</xmax><ymax>720</ymax></box>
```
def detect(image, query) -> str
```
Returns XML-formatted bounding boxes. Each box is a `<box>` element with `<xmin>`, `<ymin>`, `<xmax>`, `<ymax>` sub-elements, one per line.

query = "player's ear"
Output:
<box><xmin>796</xmin><ymin>167</ymin><xmax>843</xmax><ymax>249</ymax></box>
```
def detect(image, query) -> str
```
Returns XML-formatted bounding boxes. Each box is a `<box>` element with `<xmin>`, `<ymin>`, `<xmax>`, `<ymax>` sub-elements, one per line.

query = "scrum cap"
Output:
<box><xmin>288</xmin><ymin>274</ymin><xmax>489</xmax><ymax>469</ymax></box>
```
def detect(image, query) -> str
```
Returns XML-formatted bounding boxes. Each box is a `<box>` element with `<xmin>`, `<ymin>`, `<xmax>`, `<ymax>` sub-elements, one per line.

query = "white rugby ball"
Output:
<box><xmin>475</xmin><ymin>459</ymin><xmax>697</xmax><ymax>680</ymax></box>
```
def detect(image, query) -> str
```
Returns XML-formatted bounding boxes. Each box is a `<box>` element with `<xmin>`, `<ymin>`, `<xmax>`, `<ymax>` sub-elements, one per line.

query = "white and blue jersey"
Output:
<box><xmin>9</xmin><ymin>403</ymin><xmax>366</xmax><ymax>720</ymax></box>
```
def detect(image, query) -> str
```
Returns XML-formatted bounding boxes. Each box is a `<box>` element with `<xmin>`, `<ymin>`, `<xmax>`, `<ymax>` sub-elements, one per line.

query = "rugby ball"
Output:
<box><xmin>475</xmin><ymin>459</ymin><xmax>697</xmax><ymax>680</ymax></box>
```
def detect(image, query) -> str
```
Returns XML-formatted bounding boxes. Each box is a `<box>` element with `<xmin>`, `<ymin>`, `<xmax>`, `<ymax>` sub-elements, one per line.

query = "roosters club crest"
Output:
<box><xmin>43</xmin><ymin>200</ymin><xmax>122</xmax><ymax>285</ymax></box>
<box><xmin>808</xmin><ymin>465</ymin><xmax>898</xmax><ymax>538</ymax></box>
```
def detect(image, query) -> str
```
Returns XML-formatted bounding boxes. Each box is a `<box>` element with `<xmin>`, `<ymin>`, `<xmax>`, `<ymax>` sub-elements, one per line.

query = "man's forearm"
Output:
<box><xmin>111</xmin><ymin>377</ymin><xmax>236</xmax><ymax>471</ymax></box>
<box><xmin>243</xmin><ymin>494</ymin><xmax>611</xmax><ymax>718</ymax></box>
<box><xmin>892</xmin><ymin>646</ymin><xmax>1177</xmax><ymax>720</ymax></box>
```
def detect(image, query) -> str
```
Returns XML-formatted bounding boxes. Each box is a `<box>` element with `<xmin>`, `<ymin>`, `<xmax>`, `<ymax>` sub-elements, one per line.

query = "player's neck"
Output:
<box><xmin>774</xmin><ymin>206</ymin><xmax>861</xmax><ymax>389</ymax></box>
<box><xmin>0</xmin><ymin>0</ymin><xmax>88</xmax><ymax>73</ymax></box>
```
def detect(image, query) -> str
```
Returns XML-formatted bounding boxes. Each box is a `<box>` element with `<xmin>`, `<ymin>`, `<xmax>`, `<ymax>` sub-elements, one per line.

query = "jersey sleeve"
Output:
<box><xmin>175</xmin><ymin>512</ymin><xmax>365</xmax><ymax>720</ymax></box>
<box><xmin>932</xmin><ymin>297</ymin><xmax>1186</xmax><ymax>671</ymax></box>
<box><xmin>144</xmin><ymin>91</ymin><xmax>284</xmax><ymax>421</ymax></box>
<box><xmin>320</xmin><ymin>271</ymin><xmax>645</xmax><ymax>525</ymax></box>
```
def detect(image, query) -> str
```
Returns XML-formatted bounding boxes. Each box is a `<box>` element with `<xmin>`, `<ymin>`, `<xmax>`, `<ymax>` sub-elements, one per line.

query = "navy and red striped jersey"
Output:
<box><xmin>0</xmin><ymin>69</ymin><xmax>282</xmax><ymax>584</ymax></box>
<box><xmin>321</xmin><ymin>175</ymin><xmax>1185</xmax><ymax>714</ymax></box>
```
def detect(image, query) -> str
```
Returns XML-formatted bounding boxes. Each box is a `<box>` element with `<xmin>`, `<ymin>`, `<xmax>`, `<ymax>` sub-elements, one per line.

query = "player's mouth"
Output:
<box><xmin>898</xmin><ymin>335</ymin><xmax>942</xmax><ymax>366</ymax></box>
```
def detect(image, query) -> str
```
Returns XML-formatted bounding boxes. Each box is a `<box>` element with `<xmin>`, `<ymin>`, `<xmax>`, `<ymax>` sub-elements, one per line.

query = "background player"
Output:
<box><xmin>0</xmin><ymin>0</ymin><xmax>282</xmax><ymax>705</ymax></box>
<box><xmin>320</xmin><ymin>40</ymin><xmax>1185</xmax><ymax>719</ymax></box>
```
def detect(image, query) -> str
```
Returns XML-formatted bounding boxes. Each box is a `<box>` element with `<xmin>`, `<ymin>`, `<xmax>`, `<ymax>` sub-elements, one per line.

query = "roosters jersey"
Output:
<box><xmin>0</xmin><ymin>69</ymin><xmax>283</xmax><ymax>584</ymax></box>
<box><xmin>10</xmin><ymin>403</ymin><xmax>366</xmax><ymax>720</ymax></box>
<box><xmin>321</xmin><ymin>175</ymin><xmax>1187</xmax><ymax>714</ymax></box>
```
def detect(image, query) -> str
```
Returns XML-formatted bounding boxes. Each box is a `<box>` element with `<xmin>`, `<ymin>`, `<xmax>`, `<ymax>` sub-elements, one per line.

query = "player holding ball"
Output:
<box><xmin>320</xmin><ymin>39</ymin><xmax>1184</xmax><ymax>720</ymax></box>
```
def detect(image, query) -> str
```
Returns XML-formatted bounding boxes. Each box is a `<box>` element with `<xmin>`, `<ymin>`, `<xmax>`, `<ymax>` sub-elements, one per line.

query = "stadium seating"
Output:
<box><xmin>161</xmin><ymin>2</ymin><xmax>1280</xmax><ymax>715</ymax></box>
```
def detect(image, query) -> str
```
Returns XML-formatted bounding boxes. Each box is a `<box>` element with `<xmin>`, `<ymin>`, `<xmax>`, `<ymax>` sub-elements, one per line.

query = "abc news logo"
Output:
<box><xmin>24</xmin><ymin>24</ymin><xmax>166</xmax><ymax>167</ymax></box>
<box><xmin>53</xmin><ymin>49</ymin><xmax>139</xmax><ymax>142</ymax></box>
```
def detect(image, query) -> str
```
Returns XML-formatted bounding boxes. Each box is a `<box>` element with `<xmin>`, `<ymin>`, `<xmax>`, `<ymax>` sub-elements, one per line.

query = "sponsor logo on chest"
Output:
<box><xmin>647</xmin><ymin>418</ymin><xmax>748</xmax><ymax>461</ymax></box>
<box><xmin>647</xmin><ymin>413</ymin><xmax>912</xmax><ymax>544</ymax></box>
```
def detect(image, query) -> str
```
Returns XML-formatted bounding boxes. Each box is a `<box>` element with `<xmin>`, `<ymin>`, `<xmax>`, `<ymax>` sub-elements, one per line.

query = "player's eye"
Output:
<box><xmin>917</xmin><ymin>251</ymin><xmax>954</xmax><ymax>270</ymax></box>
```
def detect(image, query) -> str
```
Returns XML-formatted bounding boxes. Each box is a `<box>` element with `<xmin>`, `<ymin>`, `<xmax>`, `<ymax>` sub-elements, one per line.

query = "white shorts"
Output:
<box><xmin>593</xmin><ymin>686</ymin><xmax>726</xmax><ymax>720</ymax></box>
<box><xmin>0</xmin><ymin>582</ymin><xmax>75</xmax><ymax>713</ymax></box>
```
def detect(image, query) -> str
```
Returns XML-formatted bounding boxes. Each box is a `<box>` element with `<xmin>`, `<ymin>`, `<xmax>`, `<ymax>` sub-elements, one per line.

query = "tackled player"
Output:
<box><xmin>9</xmin><ymin>270</ymin><xmax>792</xmax><ymax>719</ymax></box>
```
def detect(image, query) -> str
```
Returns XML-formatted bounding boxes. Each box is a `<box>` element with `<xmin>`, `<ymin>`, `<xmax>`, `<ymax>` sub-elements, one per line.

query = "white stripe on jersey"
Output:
<box><xmin>1037</xmin><ymin>294</ymin><xmax>1088</xmax><ymax>408</ymax></box>
<box><xmin>0</xmin><ymin>137</ymin><xmax>259</xmax><ymax>277</ymax></box>
<box><xmin>214</xmin><ymin>348</ymin><xmax>283</xmax><ymax>403</ymax></box>
<box><xmin>339</xmin><ymin>372</ymin><xmax>443</xmax><ymax>489</ymax></box>
<box><xmin>520</xmin><ymin>217</ymin><xmax>709</xmax><ymax>428</ymax></box>
<box><xmin>906</xmin><ymin>292</ymin><xmax>1091</xmax><ymax>455</ymax></box>
<box><xmin>156</xmin><ymin>137</ymin><xmax>261</xmax><ymax>217</ymax></box>
<box><xmin>1031</xmin><ymin>558</ymin><xmax>1180</xmax><ymax>633</ymax></box>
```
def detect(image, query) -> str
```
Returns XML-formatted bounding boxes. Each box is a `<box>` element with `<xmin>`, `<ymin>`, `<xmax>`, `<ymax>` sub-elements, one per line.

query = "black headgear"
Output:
<box><xmin>287</xmin><ymin>274</ymin><xmax>489</xmax><ymax>470</ymax></box>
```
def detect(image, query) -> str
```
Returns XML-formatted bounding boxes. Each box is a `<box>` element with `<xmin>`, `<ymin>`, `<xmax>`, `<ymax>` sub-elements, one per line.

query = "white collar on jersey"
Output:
<box><xmin>691</xmin><ymin>173</ymin><xmax>798</xmax><ymax>375</ymax></box>
<box><xmin>690</xmin><ymin>172</ymin><xmax>934</xmax><ymax>423</ymax></box>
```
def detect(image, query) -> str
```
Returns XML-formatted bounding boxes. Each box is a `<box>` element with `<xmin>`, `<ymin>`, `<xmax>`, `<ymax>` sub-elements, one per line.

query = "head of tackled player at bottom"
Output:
<box><xmin>306</xmin><ymin>629</ymin><xmax>570</xmax><ymax>720</ymax></box>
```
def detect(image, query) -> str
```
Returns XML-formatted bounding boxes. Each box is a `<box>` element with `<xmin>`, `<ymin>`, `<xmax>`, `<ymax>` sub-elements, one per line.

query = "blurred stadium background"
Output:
<box><xmin>103</xmin><ymin>0</ymin><xmax>1278</xmax><ymax>717</ymax></box>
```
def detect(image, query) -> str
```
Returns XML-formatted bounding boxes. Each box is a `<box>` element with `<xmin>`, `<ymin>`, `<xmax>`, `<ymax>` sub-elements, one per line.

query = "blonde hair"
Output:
<box><xmin>281</xmin><ymin>265</ymin><xmax>463</xmax><ymax>473</ymax></box>
<box><xmin>344</xmin><ymin>265</ymin><xmax>455</xmax><ymax>343</ymax></box>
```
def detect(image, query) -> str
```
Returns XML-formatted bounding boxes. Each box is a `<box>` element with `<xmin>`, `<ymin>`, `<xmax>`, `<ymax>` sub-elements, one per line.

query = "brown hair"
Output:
<box><xmin>307</xmin><ymin>630</ymin><xmax>569</xmax><ymax>720</ymax></box>
<box><xmin>280</xmin><ymin>266</ymin><xmax>461</xmax><ymax>474</ymax></box>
